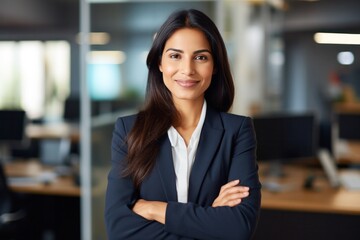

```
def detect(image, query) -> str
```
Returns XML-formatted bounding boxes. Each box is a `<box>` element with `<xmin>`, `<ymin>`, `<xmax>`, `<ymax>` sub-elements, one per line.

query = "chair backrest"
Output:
<box><xmin>0</xmin><ymin>163</ymin><xmax>12</xmax><ymax>214</ymax></box>
<box><xmin>0</xmin><ymin>163</ymin><xmax>25</xmax><ymax>236</ymax></box>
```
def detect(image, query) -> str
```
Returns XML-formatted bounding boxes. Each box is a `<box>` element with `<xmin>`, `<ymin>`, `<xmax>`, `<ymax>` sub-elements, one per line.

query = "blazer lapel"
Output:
<box><xmin>188</xmin><ymin>108</ymin><xmax>224</xmax><ymax>202</ymax></box>
<box><xmin>155</xmin><ymin>135</ymin><xmax>178</xmax><ymax>202</ymax></box>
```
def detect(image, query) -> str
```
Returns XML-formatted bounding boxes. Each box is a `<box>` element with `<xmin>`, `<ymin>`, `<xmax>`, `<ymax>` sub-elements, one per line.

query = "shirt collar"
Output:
<box><xmin>168</xmin><ymin>101</ymin><xmax>207</xmax><ymax>147</ymax></box>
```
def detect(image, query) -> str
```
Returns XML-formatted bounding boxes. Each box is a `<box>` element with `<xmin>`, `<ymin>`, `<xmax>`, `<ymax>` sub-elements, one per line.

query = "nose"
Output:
<box><xmin>180</xmin><ymin>58</ymin><xmax>195</xmax><ymax>75</ymax></box>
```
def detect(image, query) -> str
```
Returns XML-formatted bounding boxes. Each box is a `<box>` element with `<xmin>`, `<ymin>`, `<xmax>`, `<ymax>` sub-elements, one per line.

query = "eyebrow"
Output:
<box><xmin>165</xmin><ymin>48</ymin><xmax>212</xmax><ymax>54</ymax></box>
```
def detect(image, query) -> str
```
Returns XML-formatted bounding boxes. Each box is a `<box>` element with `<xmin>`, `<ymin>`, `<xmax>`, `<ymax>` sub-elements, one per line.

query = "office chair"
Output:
<box><xmin>0</xmin><ymin>163</ymin><xmax>26</xmax><ymax>239</ymax></box>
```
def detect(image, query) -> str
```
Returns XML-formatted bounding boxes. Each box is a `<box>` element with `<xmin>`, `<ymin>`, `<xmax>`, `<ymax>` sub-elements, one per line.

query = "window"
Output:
<box><xmin>0</xmin><ymin>40</ymin><xmax>70</xmax><ymax>120</ymax></box>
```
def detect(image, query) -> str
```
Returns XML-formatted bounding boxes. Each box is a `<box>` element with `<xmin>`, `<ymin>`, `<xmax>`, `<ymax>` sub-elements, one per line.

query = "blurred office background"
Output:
<box><xmin>0</xmin><ymin>0</ymin><xmax>360</xmax><ymax>239</ymax></box>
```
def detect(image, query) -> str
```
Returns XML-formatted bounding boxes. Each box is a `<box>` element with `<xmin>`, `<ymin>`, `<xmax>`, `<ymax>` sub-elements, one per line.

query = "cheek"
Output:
<box><xmin>161</xmin><ymin>64</ymin><xmax>177</xmax><ymax>77</ymax></box>
<box><xmin>201</xmin><ymin>66</ymin><xmax>214</xmax><ymax>82</ymax></box>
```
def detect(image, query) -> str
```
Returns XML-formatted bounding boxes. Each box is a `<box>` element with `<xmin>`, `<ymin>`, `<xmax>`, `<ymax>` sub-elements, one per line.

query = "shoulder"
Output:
<box><xmin>206</xmin><ymin>107</ymin><xmax>254</xmax><ymax>134</ymax></box>
<box><xmin>219</xmin><ymin>111</ymin><xmax>251</xmax><ymax>124</ymax></box>
<box><xmin>114</xmin><ymin>114</ymin><xmax>138</xmax><ymax>134</ymax></box>
<box><xmin>220</xmin><ymin>112</ymin><xmax>254</xmax><ymax>133</ymax></box>
<box><xmin>117</xmin><ymin>114</ymin><xmax>138</xmax><ymax>125</ymax></box>
<box><xmin>213</xmin><ymin>109</ymin><xmax>252</xmax><ymax>129</ymax></box>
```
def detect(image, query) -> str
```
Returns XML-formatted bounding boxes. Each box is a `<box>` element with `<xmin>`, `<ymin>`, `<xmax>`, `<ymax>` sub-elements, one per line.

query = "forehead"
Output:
<box><xmin>164</xmin><ymin>28</ymin><xmax>211</xmax><ymax>51</ymax></box>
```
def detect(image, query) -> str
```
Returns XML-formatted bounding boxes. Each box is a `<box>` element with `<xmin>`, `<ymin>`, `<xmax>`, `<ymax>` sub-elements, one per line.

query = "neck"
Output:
<box><xmin>174</xmin><ymin>99</ymin><xmax>204</xmax><ymax>129</ymax></box>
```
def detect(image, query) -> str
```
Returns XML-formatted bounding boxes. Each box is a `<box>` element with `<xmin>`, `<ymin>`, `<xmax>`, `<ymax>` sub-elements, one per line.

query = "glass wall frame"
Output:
<box><xmin>80</xmin><ymin>1</ymin><xmax>220</xmax><ymax>239</ymax></box>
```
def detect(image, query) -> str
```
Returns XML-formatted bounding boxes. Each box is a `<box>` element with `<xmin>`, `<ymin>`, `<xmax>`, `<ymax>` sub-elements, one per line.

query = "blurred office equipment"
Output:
<box><xmin>318</xmin><ymin>148</ymin><xmax>360</xmax><ymax>190</ymax></box>
<box><xmin>336</xmin><ymin>112</ymin><xmax>360</xmax><ymax>140</ymax></box>
<box><xmin>256</xmin><ymin>161</ymin><xmax>360</xmax><ymax>240</ymax></box>
<box><xmin>26</xmin><ymin>122</ymin><xmax>80</xmax><ymax>143</ymax></box>
<box><xmin>253</xmin><ymin>112</ymin><xmax>317</xmax><ymax>177</ymax></box>
<box><xmin>63</xmin><ymin>96</ymin><xmax>80</xmax><ymax>123</ymax></box>
<box><xmin>0</xmin><ymin>110</ymin><xmax>27</xmax><ymax>163</ymax></box>
<box><xmin>256</xmin><ymin>112</ymin><xmax>360</xmax><ymax>240</ymax></box>
<box><xmin>319</xmin><ymin>110</ymin><xmax>360</xmax><ymax>190</ymax></box>
<box><xmin>332</xmin><ymin>111</ymin><xmax>360</xmax><ymax>163</ymax></box>
<box><xmin>40</xmin><ymin>138</ymin><xmax>71</xmax><ymax>166</ymax></box>
<box><xmin>4</xmin><ymin>159</ymin><xmax>80</xmax><ymax>240</ymax></box>
<box><xmin>0</xmin><ymin>110</ymin><xmax>80</xmax><ymax>239</ymax></box>
<box><xmin>5</xmin><ymin>160</ymin><xmax>80</xmax><ymax>196</ymax></box>
<box><xmin>0</xmin><ymin>163</ymin><xmax>26</xmax><ymax>239</ymax></box>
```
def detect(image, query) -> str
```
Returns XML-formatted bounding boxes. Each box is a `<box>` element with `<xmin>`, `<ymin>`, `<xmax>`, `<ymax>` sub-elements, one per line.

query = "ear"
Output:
<box><xmin>159</xmin><ymin>63</ymin><xmax>163</xmax><ymax>72</ymax></box>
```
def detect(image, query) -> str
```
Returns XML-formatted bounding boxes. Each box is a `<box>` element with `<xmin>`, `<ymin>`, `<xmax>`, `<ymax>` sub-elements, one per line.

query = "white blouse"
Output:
<box><xmin>167</xmin><ymin>101</ymin><xmax>207</xmax><ymax>203</ymax></box>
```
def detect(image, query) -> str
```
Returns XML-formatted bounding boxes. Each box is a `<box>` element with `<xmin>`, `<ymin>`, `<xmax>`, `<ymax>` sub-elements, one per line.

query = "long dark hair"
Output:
<box><xmin>123</xmin><ymin>9</ymin><xmax>235</xmax><ymax>189</ymax></box>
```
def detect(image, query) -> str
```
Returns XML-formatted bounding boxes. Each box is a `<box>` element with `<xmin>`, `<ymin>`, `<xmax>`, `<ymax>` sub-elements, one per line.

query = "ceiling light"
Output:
<box><xmin>337</xmin><ymin>51</ymin><xmax>354</xmax><ymax>65</ymax></box>
<box><xmin>76</xmin><ymin>32</ymin><xmax>111</xmax><ymax>45</ymax></box>
<box><xmin>314</xmin><ymin>32</ymin><xmax>360</xmax><ymax>45</ymax></box>
<box><xmin>89</xmin><ymin>51</ymin><xmax>126</xmax><ymax>64</ymax></box>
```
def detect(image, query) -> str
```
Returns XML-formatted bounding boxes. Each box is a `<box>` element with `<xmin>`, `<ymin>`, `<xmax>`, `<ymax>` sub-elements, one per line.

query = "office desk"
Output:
<box><xmin>4</xmin><ymin>160</ymin><xmax>81</xmax><ymax>239</ymax></box>
<box><xmin>4</xmin><ymin>160</ymin><xmax>80</xmax><ymax>197</ymax></box>
<box><xmin>26</xmin><ymin>122</ymin><xmax>80</xmax><ymax>142</ymax></box>
<box><xmin>255</xmin><ymin>163</ymin><xmax>360</xmax><ymax>240</ymax></box>
<box><xmin>260</xmin><ymin>163</ymin><xmax>360</xmax><ymax>215</ymax></box>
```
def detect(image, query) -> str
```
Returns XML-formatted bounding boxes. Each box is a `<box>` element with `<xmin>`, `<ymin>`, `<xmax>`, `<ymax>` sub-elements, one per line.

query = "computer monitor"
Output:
<box><xmin>40</xmin><ymin>138</ymin><xmax>71</xmax><ymax>166</ymax></box>
<box><xmin>253</xmin><ymin>112</ymin><xmax>317</xmax><ymax>176</ymax></box>
<box><xmin>336</xmin><ymin>113</ymin><xmax>360</xmax><ymax>140</ymax></box>
<box><xmin>0</xmin><ymin>110</ymin><xmax>27</xmax><ymax>162</ymax></box>
<box><xmin>332</xmin><ymin>112</ymin><xmax>360</xmax><ymax>161</ymax></box>
<box><xmin>64</xmin><ymin>97</ymin><xmax>80</xmax><ymax>122</ymax></box>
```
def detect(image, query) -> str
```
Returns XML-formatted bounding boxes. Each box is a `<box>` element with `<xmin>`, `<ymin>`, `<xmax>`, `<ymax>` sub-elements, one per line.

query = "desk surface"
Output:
<box><xmin>336</xmin><ymin>140</ymin><xmax>360</xmax><ymax>164</ymax></box>
<box><xmin>260</xmin><ymin>163</ymin><xmax>360</xmax><ymax>215</ymax></box>
<box><xmin>26</xmin><ymin>122</ymin><xmax>80</xmax><ymax>142</ymax></box>
<box><xmin>6</xmin><ymin>161</ymin><xmax>360</xmax><ymax>213</ymax></box>
<box><xmin>4</xmin><ymin>160</ymin><xmax>80</xmax><ymax>197</ymax></box>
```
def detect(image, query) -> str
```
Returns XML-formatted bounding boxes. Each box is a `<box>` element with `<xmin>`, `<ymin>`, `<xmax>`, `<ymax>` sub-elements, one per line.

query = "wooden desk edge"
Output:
<box><xmin>5</xmin><ymin>160</ymin><xmax>81</xmax><ymax>197</ymax></box>
<box><xmin>9</xmin><ymin>184</ymin><xmax>80</xmax><ymax>197</ymax></box>
<box><xmin>261</xmin><ymin>200</ymin><xmax>360</xmax><ymax>216</ymax></box>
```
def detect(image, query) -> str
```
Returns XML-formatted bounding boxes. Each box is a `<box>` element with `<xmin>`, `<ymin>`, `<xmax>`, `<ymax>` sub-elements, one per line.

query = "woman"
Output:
<box><xmin>105</xmin><ymin>9</ymin><xmax>261</xmax><ymax>240</ymax></box>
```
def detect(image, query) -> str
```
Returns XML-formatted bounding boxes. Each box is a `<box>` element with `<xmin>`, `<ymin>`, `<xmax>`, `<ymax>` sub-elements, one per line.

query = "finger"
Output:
<box><xmin>216</xmin><ymin>197</ymin><xmax>243</xmax><ymax>208</ymax></box>
<box><xmin>216</xmin><ymin>190</ymin><xmax>249</xmax><ymax>207</ymax></box>
<box><xmin>227</xmin><ymin>198</ymin><xmax>242</xmax><ymax>207</ymax></box>
<box><xmin>219</xmin><ymin>179</ymin><xmax>240</xmax><ymax>193</ymax></box>
<box><xmin>226</xmin><ymin>186</ymin><xmax>250</xmax><ymax>194</ymax></box>
<box><xmin>225</xmin><ymin>191</ymin><xmax>249</xmax><ymax>201</ymax></box>
<box><xmin>220</xmin><ymin>191</ymin><xmax>249</xmax><ymax>204</ymax></box>
<box><xmin>238</xmin><ymin>186</ymin><xmax>250</xmax><ymax>192</ymax></box>
<box><xmin>219</xmin><ymin>186</ymin><xmax>249</xmax><ymax>198</ymax></box>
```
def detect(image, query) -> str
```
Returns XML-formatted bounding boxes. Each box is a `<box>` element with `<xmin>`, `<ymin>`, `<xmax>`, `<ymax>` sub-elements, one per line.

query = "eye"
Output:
<box><xmin>194</xmin><ymin>55</ymin><xmax>208</xmax><ymax>61</ymax></box>
<box><xmin>169</xmin><ymin>53</ymin><xmax>181</xmax><ymax>59</ymax></box>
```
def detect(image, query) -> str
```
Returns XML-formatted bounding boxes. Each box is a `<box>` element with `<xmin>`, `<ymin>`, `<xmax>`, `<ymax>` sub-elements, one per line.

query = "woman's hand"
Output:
<box><xmin>132</xmin><ymin>199</ymin><xmax>167</xmax><ymax>224</ymax></box>
<box><xmin>212</xmin><ymin>179</ymin><xmax>249</xmax><ymax>207</ymax></box>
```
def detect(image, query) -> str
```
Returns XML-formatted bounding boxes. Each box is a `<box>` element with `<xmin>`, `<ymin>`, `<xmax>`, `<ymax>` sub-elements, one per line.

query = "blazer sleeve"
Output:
<box><xmin>164</xmin><ymin>117</ymin><xmax>261</xmax><ymax>240</ymax></box>
<box><xmin>105</xmin><ymin>117</ymin><xmax>183</xmax><ymax>240</ymax></box>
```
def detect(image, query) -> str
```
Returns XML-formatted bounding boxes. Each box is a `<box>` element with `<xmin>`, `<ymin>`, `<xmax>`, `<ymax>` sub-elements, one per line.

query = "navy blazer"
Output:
<box><xmin>105</xmin><ymin>107</ymin><xmax>261</xmax><ymax>240</ymax></box>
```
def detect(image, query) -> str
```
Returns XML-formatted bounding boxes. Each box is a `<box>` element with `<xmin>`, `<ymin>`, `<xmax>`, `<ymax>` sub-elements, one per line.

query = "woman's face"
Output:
<box><xmin>159</xmin><ymin>28</ymin><xmax>214</xmax><ymax>105</ymax></box>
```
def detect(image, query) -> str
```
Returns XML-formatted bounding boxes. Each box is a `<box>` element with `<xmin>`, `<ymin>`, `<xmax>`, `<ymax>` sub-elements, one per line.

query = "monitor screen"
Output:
<box><xmin>64</xmin><ymin>97</ymin><xmax>80</xmax><ymax>122</ymax></box>
<box><xmin>40</xmin><ymin>139</ymin><xmax>70</xmax><ymax>166</ymax></box>
<box><xmin>253</xmin><ymin>112</ymin><xmax>317</xmax><ymax>162</ymax></box>
<box><xmin>0</xmin><ymin>110</ymin><xmax>26</xmax><ymax>144</ymax></box>
<box><xmin>88</xmin><ymin>63</ymin><xmax>121</xmax><ymax>101</ymax></box>
<box><xmin>336</xmin><ymin>113</ymin><xmax>360</xmax><ymax>140</ymax></box>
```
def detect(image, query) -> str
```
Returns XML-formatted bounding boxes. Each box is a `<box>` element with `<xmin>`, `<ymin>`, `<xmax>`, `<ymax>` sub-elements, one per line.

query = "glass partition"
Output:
<box><xmin>81</xmin><ymin>1</ymin><xmax>217</xmax><ymax>239</ymax></box>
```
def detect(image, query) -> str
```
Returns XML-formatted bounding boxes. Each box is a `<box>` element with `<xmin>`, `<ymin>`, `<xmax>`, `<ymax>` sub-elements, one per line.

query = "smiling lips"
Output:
<box><xmin>175</xmin><ymin>80</ymin><xmax>199</xmax><ymax>87</ymax></box>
